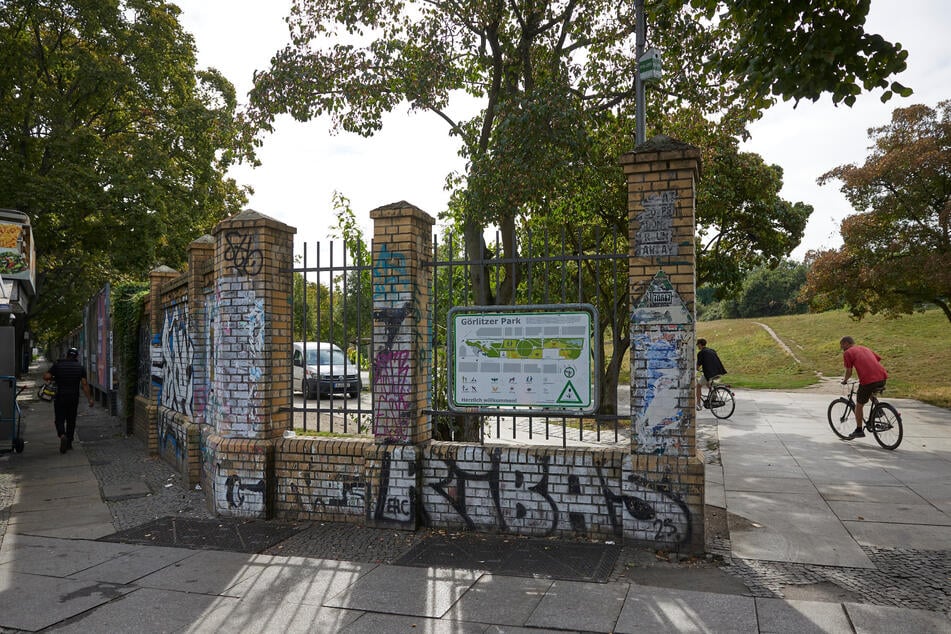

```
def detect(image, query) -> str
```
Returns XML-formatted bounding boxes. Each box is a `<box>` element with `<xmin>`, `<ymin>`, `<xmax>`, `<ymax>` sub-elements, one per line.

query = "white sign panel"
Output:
<box><xmin>449</xmin><ymin>307</ymin><xmax>595</xmax><ymax>412</ymax></box>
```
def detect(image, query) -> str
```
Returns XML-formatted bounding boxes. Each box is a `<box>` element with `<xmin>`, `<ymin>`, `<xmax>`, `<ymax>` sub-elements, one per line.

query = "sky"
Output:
<box><xmin>174</xmin><ymin>0</ymin><xmax>951</xmax><ymax>261</ymax></box>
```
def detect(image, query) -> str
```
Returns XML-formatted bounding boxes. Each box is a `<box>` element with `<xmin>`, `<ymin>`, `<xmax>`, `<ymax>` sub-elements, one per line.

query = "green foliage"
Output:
<box><xmin>802</xmin><ymin>101</ymin><xmax>951</xmax><ymax>323</ymax></box>
<box><xmin>700</xmin><ymin>260</ymin><xmax>809</xmax><ymax>320</ymax></box>
<box><xmin>0</xmin><ymin>1</ymin><xmax>255</xmax><ymax>343</ymax></box>
<box><xmin>111</xmin><ymin>281</ymin><xmax>149</xmax><ymax>418</ymax></box>
<box><xmin>328</xmin><ymin>192</ymin><xmax>372</xmax><ymax>364</ymax></box>
<box><xmin>686</xmin><ymin>0</ymin><xmax>911</xmax><ymax>107</ymax></box>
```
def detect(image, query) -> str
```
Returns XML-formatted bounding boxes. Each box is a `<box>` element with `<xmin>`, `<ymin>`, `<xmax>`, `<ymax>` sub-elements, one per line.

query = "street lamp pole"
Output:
<box><xmin>635</xmin><ymin>0</ymin><xmax>646</xmax><ymax>145</ymax></box>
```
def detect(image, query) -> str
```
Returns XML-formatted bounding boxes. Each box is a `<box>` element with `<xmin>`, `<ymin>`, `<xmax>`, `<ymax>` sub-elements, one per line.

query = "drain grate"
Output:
<box><xmin>395</xmin><ymin>533</ymin><xmax>620</xmax><ymax>583</ymax></box>
<box><xmin>98</xmin><ymin>516</ymin><xmax>307</xmax><ymax>553</ymax></box>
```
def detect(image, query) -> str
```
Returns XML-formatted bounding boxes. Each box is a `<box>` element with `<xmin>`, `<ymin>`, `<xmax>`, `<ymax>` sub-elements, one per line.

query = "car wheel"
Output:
<box><xmin>301</xmin><ymin>380</ymin><xmax>311</xmax><ymax>400</ymax></box>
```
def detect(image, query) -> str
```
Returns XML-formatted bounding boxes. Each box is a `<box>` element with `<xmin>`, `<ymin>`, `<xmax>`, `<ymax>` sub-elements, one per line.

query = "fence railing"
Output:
<box><xmin>428</xmin><ymin>225</ymin><xmax>631</xmax><ymax>447</ymax></box>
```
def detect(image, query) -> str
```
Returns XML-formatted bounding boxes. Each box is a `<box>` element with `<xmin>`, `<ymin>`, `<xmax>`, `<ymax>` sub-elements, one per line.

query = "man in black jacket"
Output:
<box><xmin>44</xmin><ymin>348</ymin><xmax>94</xmax><ymax>453</ymax></box>
<box><xmin>696</xmin><ymin>338</ymin><xmax>727</xmax><ymax>411</ymax></box>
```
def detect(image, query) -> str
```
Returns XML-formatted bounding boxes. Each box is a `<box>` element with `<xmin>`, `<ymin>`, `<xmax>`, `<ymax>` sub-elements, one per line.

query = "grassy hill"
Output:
<box><xmin>697</xmin><ymin>308</ymin><xmax>950</xmax><ymax>408</ymax></box>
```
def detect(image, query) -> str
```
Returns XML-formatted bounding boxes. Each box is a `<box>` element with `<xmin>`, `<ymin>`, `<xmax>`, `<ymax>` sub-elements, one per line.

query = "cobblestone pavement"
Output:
<box><xmin>4</xmin><ymin>364</ymin><xmax>949</xmax><ymax>615</ymax></box>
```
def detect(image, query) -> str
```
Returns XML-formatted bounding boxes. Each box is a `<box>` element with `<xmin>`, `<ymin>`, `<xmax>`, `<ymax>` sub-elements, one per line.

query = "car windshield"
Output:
<box><xmin>305</xmin><ymin>348</ymin><xmax>347</xmax><ymax>366</ymax></box>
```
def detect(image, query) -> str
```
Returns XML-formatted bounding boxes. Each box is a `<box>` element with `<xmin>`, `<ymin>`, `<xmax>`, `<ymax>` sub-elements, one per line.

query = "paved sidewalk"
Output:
<box><xmin>0</xmin><ymin>363</ymin><xmax>949</xmax><ymax>632</ymax></box>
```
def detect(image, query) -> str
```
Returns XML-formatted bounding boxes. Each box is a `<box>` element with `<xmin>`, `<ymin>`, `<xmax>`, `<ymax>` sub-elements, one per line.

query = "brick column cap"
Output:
<box><xmin>369</xmin><ymin>201</ymin><xmax>435</xmax><ymax>227</ymax></box>
<box><xmin>213</xmin><ymin>208</ymin><xmax>297</xmax><ymax>236</ymax></box>
<box><xmin>620</xmin><ymin>135</ymin><xmax>702</xmax><ymax>175</ymax></box>
<box><xmin>149</xmin><ymin>265</ymin><xmax>179</xmax><ymax>278</ymax></box>
<box><xmin>189</xmin><ymin>234</ymin><xmax>215</xmax><ymax>249</ymax></box>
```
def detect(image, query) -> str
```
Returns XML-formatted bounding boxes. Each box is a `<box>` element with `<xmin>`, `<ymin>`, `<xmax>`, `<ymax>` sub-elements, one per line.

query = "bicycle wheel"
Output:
<box><xmin>870</xmin><ymin>403</ymin><xmax>903</xmax><ymax>450</ymax></box>
<box><xmin>709</xmin><ymin>386</ymin><xmax>735</xmax><ymax>419</ymax></box>
<box><xmin>827</xmin><ymin>398</ymin><xmax>854</xmax><ymax>439</ymax></box>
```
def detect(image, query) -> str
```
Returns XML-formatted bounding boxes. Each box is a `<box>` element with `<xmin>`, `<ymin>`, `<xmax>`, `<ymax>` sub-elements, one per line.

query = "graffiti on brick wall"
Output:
<box><xmin>209</xmin><ymin>278</ymin><xmax>264</xmax><ymax>431</ymax></box>
<box><xmin>372</xmin><ymin>242</ymin><xmax>416</xmax><ymax>442</ymax></box>
<box><xmin>223</xmin><ymin>473</ymin><xmax>266</xmax><ymax>509</ymax></box>
<box><xmin>223</xmin><ymin>230</ymin><xmax>263</xmax><ymax>276</ymax></box>
<box><xmin>289</xmin><ymin>470</ymin><xmax>368</xmax><ymax>513</ymax></box>
<box><xmin>635</xmin><ymin>191</ymin><xmax>677</xmax><ymax>258</ymax></box>
<box><xmin>370</xmin><ymin>450</ymin><xmax>416</xmax><ymax>525</ymax></box>
<box><xmin>157</xmin><ymin>409</ymin><xmax>187</xmax><ymax>467</ymax></box>
<box><xmin>631</xmin><ymin>272</ymin><xmax>693</xmax><ymax>456</ymax></box>
<box><xmin>154</xmin><ymin>304</ymin><xmax>194</xmax><ymax>417</ymax></box>
<box><xmin>421</xmin><ymin>448</ymin><xmax>691</xmax><ymax>544</ymax></box>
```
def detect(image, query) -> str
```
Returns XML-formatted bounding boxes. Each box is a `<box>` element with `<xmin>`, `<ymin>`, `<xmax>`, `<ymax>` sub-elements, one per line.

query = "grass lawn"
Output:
<box><xmin>698</xmin><ymin>308</ymin><xmax>951</xmax><ymax>408</ymax></box>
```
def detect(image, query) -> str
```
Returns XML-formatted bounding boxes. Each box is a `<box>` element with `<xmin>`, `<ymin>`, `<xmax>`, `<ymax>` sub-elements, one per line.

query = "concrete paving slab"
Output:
<box><xmin>70</xmin><ymin>544</ymin><xmax>197</xmax><ymax>584</ymax></box>
<box><xmin>134</xmin><ymin>549</ymin><xmax>262</xmax><ymax>596</ymax></box>
<box><xmin>906</xmin><ymin>480</ymin><xmax>951</xmax><ymax>514</ymax></box>
<box><xmin>0</xmin><ymin>569</ymin><xmax>134</xmax><ymax>631</ymax></box>
<box><xmin>0</xmin><ymin>534</ymin><xmax>141</xmax><ymax>576</ymax></box>
<box><xmin>10</xmin><ymin>493</ymin><xmax>104</xmax><ymax>514</ymax></box>
<box><xmin>727</xmin><ymin>491</ymin><xmax>873</xmax><ymax>568</ymax></box>
<box><xmin>524</xmin><ymin>579</ymin><xmax>628</xmax><ymax>632</ymax></box>
<box><xmin>828</xmin><ymin>500</ymin><xmax>951</xmax><ymax>525</ymax></box>
<box><xmin>183</xmin><ymin>597</ymin><xmax>364</xmax><ymax>633</ymax></box>
<box><xmin>444</xmin><ymin>573</ymin><xmax>552</xmax><ymax>626</ymax></box>
<box><xmin>49</xmin><ymin>587</ymin><xmax>232</xmax><ymax>634</ymax></box>
<box><xmin>226</xmin><ymin>555</ymin><xmax>374</xmax><ymax>605</ymax></box>
<box><xmin>614</xmin><ymin>585</ymin><xmax>757</xmax><ymax>633</ymax></box>
<box><xmin>12</xmin><ymin>464</ymin><xmax>99</xmax><ymax>486</ymax></box>
<box><xmin>324</xmin><ymin>564</ymin><xmax>482</xmax><ymax>618</ymax></box>
<box><xmin>341</xmin><ymin>612</ymin><xmax>486</xmax><ymax>634</ymax></box>
<box><xmin>722</xmin><ymin>476</ymin><xmax>817</xmax><ymax>494</ymax></box>
<box><xmin>101</xmin><ymin>480</ymin><xmax>151</xmax><ymax>501</ymax></box>
<box><xmin>844</xmin><ymin>602</ymin><xmax>951</xmax><ymax>634</ymax></box>
<box><xmin>7</xmin><ymin>508</ymin><xmax>115</xmax><ymax>539</ymax></box>
<box><xmin>10</xmin><ymin>479</ymin><xmax>101</xmax><ymax>500</ymax></box>
<box><xmin>843</xmin><ymin>520</ymin><xmax>951</xmax><ymax>550</ymax></box>
<box><xmin>754</xmin><ymin>598</ymin><xmax>852</xmax><ymax>634</ymax></box>
<box><xmin>816</xmin><ymin>483</ymin><xmax>919</xmax><ymax>504</ymax></box>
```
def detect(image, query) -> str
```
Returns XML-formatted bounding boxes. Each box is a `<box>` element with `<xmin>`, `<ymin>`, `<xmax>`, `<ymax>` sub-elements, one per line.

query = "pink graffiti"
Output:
<box><xmin>374</xmin><ymin>349</ymin><xmax>412</xmax><ymax>440</ymax></box>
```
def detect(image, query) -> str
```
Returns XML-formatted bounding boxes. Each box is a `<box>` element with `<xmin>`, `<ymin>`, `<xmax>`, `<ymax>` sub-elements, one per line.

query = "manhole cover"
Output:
<box><xmin>98</xmin><ymin>516</ymin><xmax>307</xmax><ymax>553</ymax></box>
<box><xmin>395</xmin><ymin>533</ymin><xmax>619</xmax><ymax>583</ymax></box>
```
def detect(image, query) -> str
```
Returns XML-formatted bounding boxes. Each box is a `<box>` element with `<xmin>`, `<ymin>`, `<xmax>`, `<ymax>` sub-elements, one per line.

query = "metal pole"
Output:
<box><xmin>635</xmin><ymin>0</ymin><xmax>646</xmax><ymax>146</ymax></box>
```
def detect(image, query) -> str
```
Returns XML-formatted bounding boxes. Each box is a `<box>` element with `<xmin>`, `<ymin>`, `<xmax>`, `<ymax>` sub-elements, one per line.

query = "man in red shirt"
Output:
<box><xmin>839</xmin><ymin>336</ymin><xmax>888</xmax><ymax>440</ymax></box>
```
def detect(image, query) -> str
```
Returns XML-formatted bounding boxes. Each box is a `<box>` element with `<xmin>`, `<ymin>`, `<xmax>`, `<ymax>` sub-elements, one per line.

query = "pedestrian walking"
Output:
<box><xmin>43</xmin><ymin>347</ymin><xmax>94</xmax><ymax>453</ymax></box>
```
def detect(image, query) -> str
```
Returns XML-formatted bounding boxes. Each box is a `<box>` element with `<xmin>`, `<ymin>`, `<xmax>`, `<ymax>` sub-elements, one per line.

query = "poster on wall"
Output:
<box><xmin>448</xmin><ymin>304</ymin><xmax>599</xmax><ymax>415</ymax></box>
<box><xmin>0</xmin><ymin>211</ymin><xmax>36</xmax><ymax>296</ymax></box>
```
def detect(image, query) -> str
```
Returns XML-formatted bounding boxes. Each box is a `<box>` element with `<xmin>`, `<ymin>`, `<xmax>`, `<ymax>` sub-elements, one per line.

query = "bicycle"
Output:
<box><xmin>699</xmin><ymin>378</ymin><xmax>735</xmax><ymax>419</ymax></box>
<box><xmin>827</xmin><ymin>381</ymin><xmax>903</xmax><ymax>450</ymax></box>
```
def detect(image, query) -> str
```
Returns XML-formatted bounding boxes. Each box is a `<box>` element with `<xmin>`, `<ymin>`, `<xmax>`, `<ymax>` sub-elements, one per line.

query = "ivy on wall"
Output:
<box><xmin>111</xmin><ymin>281</ymin><xmax>149</xmax><ymax>418</ymax></box>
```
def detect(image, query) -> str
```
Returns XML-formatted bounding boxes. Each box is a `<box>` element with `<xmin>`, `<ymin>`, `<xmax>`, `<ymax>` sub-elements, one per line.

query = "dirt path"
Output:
<box><xmin>751</xmin><ymin>321</ymin><xmax>843</xmax><ymax>394</ymax></box>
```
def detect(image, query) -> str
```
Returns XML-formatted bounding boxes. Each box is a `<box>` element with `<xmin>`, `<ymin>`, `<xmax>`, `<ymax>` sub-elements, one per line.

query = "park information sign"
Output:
<box><xmin>448</xmin><ymin>305</ymin><xmax>599</xmax><ymax>414</ymax></box>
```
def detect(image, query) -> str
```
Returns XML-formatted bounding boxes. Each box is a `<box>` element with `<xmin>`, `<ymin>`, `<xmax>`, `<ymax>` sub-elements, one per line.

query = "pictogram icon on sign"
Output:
<box><xmin>557</xmin><ymin>380</ymin><xmax>583</xmax><ymax>404</ymax></box>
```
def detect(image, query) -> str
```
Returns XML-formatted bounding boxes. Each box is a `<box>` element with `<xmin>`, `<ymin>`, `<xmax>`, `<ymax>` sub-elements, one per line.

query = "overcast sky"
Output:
<box><xmin>174</xmin><ymin>0</ymin><xmax>950</xmax><ymax>261</ymax></box>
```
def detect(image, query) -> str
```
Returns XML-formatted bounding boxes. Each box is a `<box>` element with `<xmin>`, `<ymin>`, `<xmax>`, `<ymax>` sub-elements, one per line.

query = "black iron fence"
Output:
<box><xmin>295</xmin><ymin>224</ymin><xmax>631</xmax><ymax>447</ymax></box>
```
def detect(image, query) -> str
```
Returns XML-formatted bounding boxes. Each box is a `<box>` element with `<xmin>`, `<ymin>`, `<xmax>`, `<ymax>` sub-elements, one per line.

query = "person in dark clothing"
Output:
<box><xmin>696</xmin><ymin>338</ymin><xmax>727</xmax><ymax>411</ymax></box>
<box><xmin>43</xmin><ymin>348</ymin><xmax>94</xmax><ymax>453</ymax></box>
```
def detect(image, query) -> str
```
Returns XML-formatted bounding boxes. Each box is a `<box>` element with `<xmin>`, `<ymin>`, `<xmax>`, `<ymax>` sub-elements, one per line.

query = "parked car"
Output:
<box><xmin>292</xmin><ymin>341</ymin><xmax>361</xmax><ymax>399</ymax></box>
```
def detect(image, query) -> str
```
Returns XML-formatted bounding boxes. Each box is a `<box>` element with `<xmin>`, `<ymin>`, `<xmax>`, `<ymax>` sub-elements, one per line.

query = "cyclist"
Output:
<box><xmin>696</xmin><ymin>338</ymin><xmax>727</xmax><ymax>411</ymax></box>
<box><xmin>839</xmin><ymin>336</ymin><xmax>888</xmax><ymax>440</ymax></box>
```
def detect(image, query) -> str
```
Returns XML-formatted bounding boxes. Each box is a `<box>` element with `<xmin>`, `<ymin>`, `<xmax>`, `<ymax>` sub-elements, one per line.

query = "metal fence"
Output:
<box><xmin>292</xmin><ymin>241</ymin><xmax>374</xmax><ymax>436</ymax></box>
<box><xmin>295</xmin><ymin>224</ymin><xmax>632</xmax><ymax>447</ymax></box>
<box><xmin>428</xmin><ymin>226</ymin><xmax>632</xmax><ymax>447</ymax></box>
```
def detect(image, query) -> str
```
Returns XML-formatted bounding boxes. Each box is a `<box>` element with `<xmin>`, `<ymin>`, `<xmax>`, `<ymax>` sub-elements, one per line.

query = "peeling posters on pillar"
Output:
<box><xmin>631</xmin><ymin>271</ymin><xmax>693</xmax><ymax>455</ymax></box>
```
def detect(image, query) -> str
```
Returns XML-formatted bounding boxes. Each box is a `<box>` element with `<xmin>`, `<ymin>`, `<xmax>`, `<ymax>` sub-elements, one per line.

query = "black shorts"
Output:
<box><xmin>857</xmin><ymin>380</ymin><xmax>886</xmax><ymax>405</ymax></box>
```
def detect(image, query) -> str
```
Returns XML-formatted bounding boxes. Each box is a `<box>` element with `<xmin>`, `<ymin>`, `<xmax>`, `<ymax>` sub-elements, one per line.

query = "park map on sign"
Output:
<box><xmin>463</xmin><ymin>338</ymin><xmax>584</xmax><ymax>361</ymax></box>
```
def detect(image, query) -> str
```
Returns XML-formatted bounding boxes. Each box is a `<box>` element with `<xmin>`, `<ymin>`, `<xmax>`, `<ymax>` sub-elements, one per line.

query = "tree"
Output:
<box><xmin>801</xmin><ymin>101</ymin><xmax>951</xmax><ymax>323</ymax></box>
<box><xmin>248</xmin><ymin>0</ymin><xmax>907</xmax><ymax>309</ymax></box>
<box><xmin>0</xmin><ymin>1</ymin><xmax>254</xmax><ymax>343</ymax></box>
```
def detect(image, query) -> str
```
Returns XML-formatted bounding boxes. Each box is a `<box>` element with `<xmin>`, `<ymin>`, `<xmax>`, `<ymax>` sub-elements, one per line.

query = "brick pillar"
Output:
<box><xmin>143</xmin><ymin>266</ymin><xmax>179</xmax><ymax>455</ymax></box>
<box><xmin>365</xmin><ymin>202</ymin><xmax>434</xmax><ymax>530</ymax></box>
<box><xmin>186</xmin><ymin>235</ymin><xmax>214</xmax><ymax>427</ymax></box>
<box><xmin>204</xmin><ymin>209</ymin><xmax>296</xmax><ymax>518</ymax></box>
<box><xmin>368</xmin><ymin>201</ymin><xmax>435</xmax><ymax>445</ymax></box>
<box><xmin>621</xmin><ymin>136</ymin><xmax>705</xmax><ymax>552</ymax></box>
